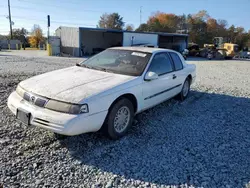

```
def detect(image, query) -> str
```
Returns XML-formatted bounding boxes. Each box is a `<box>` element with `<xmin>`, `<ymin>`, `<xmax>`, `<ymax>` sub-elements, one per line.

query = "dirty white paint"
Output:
<box><xmin>19</xmin><ymin>66</ymin><xmax>135</xmax><ymax>103</ymax></box>
<box><xmin>8</xmin><ymin>47</ymin><xmax>196</xmax><ymax>136</ymax></box>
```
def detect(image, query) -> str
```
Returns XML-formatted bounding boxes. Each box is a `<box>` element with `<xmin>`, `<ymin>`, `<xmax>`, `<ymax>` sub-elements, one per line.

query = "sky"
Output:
<box><xmin>0</xmin><ymin>0</ymin><xmax>250</xmax><ymax>36</ymax></box>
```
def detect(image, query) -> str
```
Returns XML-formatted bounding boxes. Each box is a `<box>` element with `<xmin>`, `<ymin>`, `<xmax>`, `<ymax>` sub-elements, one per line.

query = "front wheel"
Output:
<box><xmin>177</xmin><ymin>78</ymin><xmax>191</xmax><ymax>101</ymax></box>
<box><xmin>103</xmin><ymin>98</ymin><xmax>134</xmax><ymax>139</ymax></box>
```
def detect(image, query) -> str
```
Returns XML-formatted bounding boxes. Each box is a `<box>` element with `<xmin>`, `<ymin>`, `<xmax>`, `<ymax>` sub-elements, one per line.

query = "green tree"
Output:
<box><xmin>187</xmin><ymin>13</ymin><xmax>208</xmax><ymax>45</ymax></box>
<box><xmin>11</xmin><ymin>28</ymin><xmax>28</xmax><ymax>40</ymax></box>
<box><xmin>135</xmin><ymin>23</ymin><xmax>149</xmax><ymax>32</ymax></box>
<box><xmin>0</xmin><ymin>35</ymin><xmax>7</xmax><ymax>40</ymax></box>
<box><xmin>98</xmin><ymin>13</ymin><xmax>124</xmax><ymax>30</ymax></box>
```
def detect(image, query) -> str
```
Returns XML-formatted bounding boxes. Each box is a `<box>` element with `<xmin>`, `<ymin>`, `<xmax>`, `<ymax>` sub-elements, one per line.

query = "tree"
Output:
<box><xmin>98</xmin><ymin>13</ymin><xmax>124</xmax><ymax>30</ymax></box>
<box><xmin>0</xmin><ymin>35</ymin><xmax>7</xmax><ymax>40</ymax></box>
<box><xmin>216</xmin><ymin>19</ymin><xmax>228</xmax><ymax>38</ymax></box>
<box><xmin>176</xmin><ymin>14</ymin><xmax>188</xmax><ymax>33</ymax></box>
<box><xmin>125</xmin><ymin>24</ymin><xmax>134</xmax><ymax>31</ymax></box>
<box><xmin>29</xmin><ymin>25</ymin><xmax>44</xmax><ymax>48</ymax></box>
<box><xmin>11</xmin><ymin>28</ymin><xmax>28</xmax><ymax>40</ymax></box>
<box><xmin>234</xmin><ymin>27</ymin><xmax>249</xmax><ymax>48</ymax></box>
<box><xmin>192</xmin><ymin>10</ymin><xmax>210</xmax><ymax>22</ymax></box>
<box><xmin>135</xmin><ymin>23</ymin><xmax>149</xmax><ymax>32</ymax></box>
<box><xmin>147</xmin><ymin>12</ymin><xmax>180</xmax><ymax>32</ymax></box>
<box><xmin>187</xmin><ymin>13</ymin><xmax>208</xmax><ymax>45</ymax></box>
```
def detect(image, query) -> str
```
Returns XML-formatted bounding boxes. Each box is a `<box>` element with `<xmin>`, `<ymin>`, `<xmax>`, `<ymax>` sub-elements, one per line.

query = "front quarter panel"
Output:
<box><xmin>81</xmin><ymin>77</ymin><xmax>143</xmax><ymax>115</ymax></box>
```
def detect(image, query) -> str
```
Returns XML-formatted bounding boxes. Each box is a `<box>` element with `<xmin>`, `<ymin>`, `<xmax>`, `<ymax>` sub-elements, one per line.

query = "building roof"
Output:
<box><xmin>110</xmin><ymin>46</ymin><xmax>177</xmax><ymax>53</ymax></box>
<box><xmin>79</xmin><ymin>26</ymin><xmax>188</xmax><ymax>37</ymax></box>
<box><xmin>57</xmin><ymin>26</ymin><xmax>188</xmax><ymax>37</ymax></box>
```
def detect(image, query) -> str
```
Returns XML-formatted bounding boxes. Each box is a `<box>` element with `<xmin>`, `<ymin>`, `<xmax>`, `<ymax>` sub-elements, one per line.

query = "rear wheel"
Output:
<box><xmin>103</xmin><ymin>98</ymin><xmax>134</xmax><ymax>139</ymax></box>
<box><xmin>177</xmin><ymin>77</ymin><xmax>191</xmax><ymax>101</ymax></box>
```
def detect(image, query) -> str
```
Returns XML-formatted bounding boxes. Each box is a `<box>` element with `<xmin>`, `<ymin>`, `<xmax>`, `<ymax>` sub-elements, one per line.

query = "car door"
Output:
<box><xmin>142</xmin><ymin>52</ymin><xmax>179</xmax><ymax>110</ymax></box>
<box><xmin>168</xmin><ymin>52</ymin><xmax>187</xmax><ymax>94</ymax></box>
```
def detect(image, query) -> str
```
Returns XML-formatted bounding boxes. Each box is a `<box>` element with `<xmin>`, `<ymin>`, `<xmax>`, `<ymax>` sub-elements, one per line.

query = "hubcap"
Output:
<box><xmin>182</xmin><ymin>80</ymin><xmax>190</xmax><ymax>97</ymax></box>
<box><xmin>114</xmin><ymin>106</ymin><xmax>130</xmax><ymax>133</ymax></box>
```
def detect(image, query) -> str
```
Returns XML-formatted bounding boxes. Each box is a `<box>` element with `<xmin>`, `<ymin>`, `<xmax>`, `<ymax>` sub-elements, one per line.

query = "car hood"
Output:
<box><xmin>20</xmin><ymin>66</ymin><xmax>135</xmax><ymax>103</ymax></box>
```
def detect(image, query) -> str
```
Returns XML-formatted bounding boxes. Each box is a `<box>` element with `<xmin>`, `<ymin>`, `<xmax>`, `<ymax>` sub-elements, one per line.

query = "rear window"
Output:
<box><xmin>169</xmin><ymin>52</ymin><xmax>183</xmax><ymax>71</ymax></box>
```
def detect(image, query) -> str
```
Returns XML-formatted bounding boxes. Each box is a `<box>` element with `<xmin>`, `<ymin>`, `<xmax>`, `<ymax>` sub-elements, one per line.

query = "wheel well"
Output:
<box><xmin>187</xmin><ymin>74</ymin><xmax>192</xmax><ymax>82</ymax></box>
<box><xmin>109</xmin><ymin>94</ymin><xmax>138</xmax><ymax>113</ymax></box>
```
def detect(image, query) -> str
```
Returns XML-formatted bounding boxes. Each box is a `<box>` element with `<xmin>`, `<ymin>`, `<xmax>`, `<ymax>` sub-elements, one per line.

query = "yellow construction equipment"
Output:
<box><xmin>221</xmin><ymin>43</ymin><xmax>239</xmax><ymax>58</ymax></box>
<box><xmin>200</xmin><ymin>37</ymin><xmax>239</xmax><ymax>59</ymax></box>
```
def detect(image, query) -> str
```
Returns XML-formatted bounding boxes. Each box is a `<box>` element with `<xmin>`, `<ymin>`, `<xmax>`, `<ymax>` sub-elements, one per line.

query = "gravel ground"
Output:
<box><xmin>0</xmin><ymin>51</ymin><xmax>250</xmax><ymax>188</ymax></box>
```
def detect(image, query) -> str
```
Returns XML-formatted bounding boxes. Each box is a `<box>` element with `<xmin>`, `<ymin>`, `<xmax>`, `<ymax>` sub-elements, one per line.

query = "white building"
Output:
<box><xmin>55</xmin><ymin>26</ymin><xmax>188</xmax><ymax>57</ymax></box>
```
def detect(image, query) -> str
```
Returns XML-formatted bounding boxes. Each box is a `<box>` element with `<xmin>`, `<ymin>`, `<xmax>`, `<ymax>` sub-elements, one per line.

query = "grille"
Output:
<box><xmin>23</xmin><ymin>92</ymin><xmax>48</xmax><ymax>107</ymax></box>
<box><xmin>23</xmin><ymin>92</ymin><xmax>30</xmax><ymax>101</ymax></box>
<box><xmin>33</xmin><ymin>118</ymin><xmax>64</xmax><ymax>128</ymax></box>
<box><xmin>33</xmin><ymin>118</ymin><xmax>50</xmax><ymax>127</ymax></box>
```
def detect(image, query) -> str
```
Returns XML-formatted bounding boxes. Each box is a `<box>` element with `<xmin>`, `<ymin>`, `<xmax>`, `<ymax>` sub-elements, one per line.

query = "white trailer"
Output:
<box><xmin>123</xmin><ymin>32</ymin><xmax>158</xmax><ymax>47</ymax></box>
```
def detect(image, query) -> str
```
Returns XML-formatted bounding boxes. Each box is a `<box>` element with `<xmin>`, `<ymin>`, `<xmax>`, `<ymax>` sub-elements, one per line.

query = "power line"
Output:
<box><xmin>0</xmin><ymin>14</ymin><xmax>97</xmax><ymax>26</ymax></box>
<box><xmin>0</xmin><ymin>6</ymin><xmax>100</xmax><ymax>22</ymax></box>
<box><xmin>17</xmin><ymin>0</ymin><xmax>107</xmax><ymax>13</ymax></box>
<box><xmin>0</xmin><ymin>13</ymin><xmax>137</xmax><ymax>27</ymax></box>
<box><xmin>0</xmin><ymin>5</ymin><xmax>102</xmax><ymax>16</ymax></box>
<box><xmin>0</xmin><ymin>4</ymin><xmax>139</xmax><ymax>25</ymax></box>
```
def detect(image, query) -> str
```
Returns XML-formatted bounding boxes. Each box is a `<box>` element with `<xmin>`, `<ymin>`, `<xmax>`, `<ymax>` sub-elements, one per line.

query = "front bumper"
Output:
<box><xmin>7</xmin><ymin>91</ymin><xmax>108</xmax><ymax>136</ymax></box>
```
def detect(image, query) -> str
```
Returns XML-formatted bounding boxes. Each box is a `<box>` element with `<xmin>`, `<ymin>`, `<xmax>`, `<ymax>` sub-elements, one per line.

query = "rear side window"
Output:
<box><xmin>169</xmin><ymin>52</ymin><xmax>183</xmax><ymax>71</ymax></box>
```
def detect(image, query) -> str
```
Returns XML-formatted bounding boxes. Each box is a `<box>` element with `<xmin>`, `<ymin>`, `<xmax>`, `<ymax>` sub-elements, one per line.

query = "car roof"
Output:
<box><xmin>109</xmin><ymin>46</ymin><xmax>178</xmax><ymax>54</ymax></box>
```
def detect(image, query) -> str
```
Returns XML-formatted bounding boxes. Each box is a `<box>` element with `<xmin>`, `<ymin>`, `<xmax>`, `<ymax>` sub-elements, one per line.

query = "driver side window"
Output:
<box><xmin>147</xmin><ymin>53</ymin><xmax>173</xmax><ymax>76</ymax></box>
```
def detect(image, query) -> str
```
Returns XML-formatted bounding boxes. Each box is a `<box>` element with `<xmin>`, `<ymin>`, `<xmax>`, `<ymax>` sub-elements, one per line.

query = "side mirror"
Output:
<box><xmin>144</xmin><ymin>71</ymin><xmax>159</xmax><ymax>81</ymax></box>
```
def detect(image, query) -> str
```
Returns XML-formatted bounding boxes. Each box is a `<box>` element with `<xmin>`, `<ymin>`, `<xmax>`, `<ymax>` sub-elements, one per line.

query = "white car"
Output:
<box><xmin>7</xmin><ymin>47</ymin><xmax>196</xmax><ymax>139</ymax></box>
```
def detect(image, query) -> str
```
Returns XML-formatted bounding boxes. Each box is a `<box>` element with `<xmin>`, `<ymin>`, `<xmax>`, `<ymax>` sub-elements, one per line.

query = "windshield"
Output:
<box><xmin>79</xmin><ymin>49</ymin><xmax>152</xmax><ymax>76</ymax></box>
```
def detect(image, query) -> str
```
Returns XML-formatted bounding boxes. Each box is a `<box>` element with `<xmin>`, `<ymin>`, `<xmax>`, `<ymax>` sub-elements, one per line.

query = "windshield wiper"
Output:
<box><xmin>98</xmin><ymin>67</ymin><xmax>115</xmax><ymax>73</ymax></box>
<box><xmin>76</xmin><ymin>63</ymin><xmax>92</xmax><ymax>69</ymax></box>
<box><xmin>89</xmin><ymin>66</ymin><xmax>113</xmax><ymax>73</ymax></box>
<box><xmin>76</xmin><ymin>64</ymin><xmax>113</xmax><ymax>73</ymax></box>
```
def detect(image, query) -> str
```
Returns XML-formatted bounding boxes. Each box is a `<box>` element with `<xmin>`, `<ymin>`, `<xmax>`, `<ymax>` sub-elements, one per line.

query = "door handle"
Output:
<box><xmin>172</xmin><ymin>74</ymin><xmax>177</xmax><ymax>79</ymax></box>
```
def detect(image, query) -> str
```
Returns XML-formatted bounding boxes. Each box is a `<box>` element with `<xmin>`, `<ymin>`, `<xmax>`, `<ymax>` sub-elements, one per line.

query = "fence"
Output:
<box><xmin>0</xmin><ymin>40</ymin><xmax>21</xmax><ymax>50</ymax></box>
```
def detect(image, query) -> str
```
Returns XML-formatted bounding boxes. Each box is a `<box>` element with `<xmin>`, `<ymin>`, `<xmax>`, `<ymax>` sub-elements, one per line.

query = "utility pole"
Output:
<box><xmin>140</xmin><ymin>6</ymin><xmax>142</xmax><ymax>25</ymax></box>
<box><xmin>47</xmin><ymin>15</ymin><xmax>50</xmax><ymax>43</ymax></box>
<box><xmin>8</xmin><ymin>0</ymin><xmax>13</xmax><ymax>39</ymax></box>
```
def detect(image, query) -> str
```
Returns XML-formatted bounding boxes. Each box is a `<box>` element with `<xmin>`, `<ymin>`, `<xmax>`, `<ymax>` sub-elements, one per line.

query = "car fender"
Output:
<box><xmin>81</xmin><ymin>80</ymin><xmax>144</xmax><ymax>115</ymax></box>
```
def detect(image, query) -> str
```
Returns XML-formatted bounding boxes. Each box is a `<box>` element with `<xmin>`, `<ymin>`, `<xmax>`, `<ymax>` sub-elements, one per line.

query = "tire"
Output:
<box><xmin>103</xmin><ymin>98</ymin><xmax>134</xmax><ymax>140</ymax></box>
<box><xmin>54</xmin><ymin>133</ymin><xmax>67</xmax><ymax>140</ymax></box>
<box><xmin>177</xmin><ymin>77</ymin><xmax>191</xmax><ymax>101</ymax></box>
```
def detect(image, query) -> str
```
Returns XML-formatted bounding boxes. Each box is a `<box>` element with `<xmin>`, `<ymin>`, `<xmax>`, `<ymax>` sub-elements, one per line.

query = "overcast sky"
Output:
<box><xmin>0</xmin><ymin>0</ymin><xmax>249</xmax><ymax>35</ymax></box>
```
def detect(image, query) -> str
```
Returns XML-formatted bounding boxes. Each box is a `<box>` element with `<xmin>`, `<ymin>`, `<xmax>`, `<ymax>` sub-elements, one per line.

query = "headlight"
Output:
<box><xmin>16</xmin><ymin>84</ymin><xmax>26</xmax><ymax>97</ymax></box>
<box><xmin>45</xmin><ymin>100</ymin><xmax>88</xmax><ymax>114</ymax></box>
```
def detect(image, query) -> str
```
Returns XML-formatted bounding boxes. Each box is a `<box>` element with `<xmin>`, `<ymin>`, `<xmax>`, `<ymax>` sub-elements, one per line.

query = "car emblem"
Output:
<box><xmin>30</xmin><ymin>96</ymin><xmax>36</xmax><ymax>104</ymax></box>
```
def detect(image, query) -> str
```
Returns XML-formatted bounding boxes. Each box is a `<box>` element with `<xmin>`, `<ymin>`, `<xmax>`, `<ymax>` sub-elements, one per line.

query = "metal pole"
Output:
<box><xmin>47</xmin><ymin>15</ymin><xmax>50</xmax><ymax>44</ymax></box>
<box><xmin>48</xmin><ymin>27</ymin><xmax>50</xmax><ymax>43</ymax></box>
<box><xmin>8</xmin><ymin>0</ymin><xmax>13</xmax><ymax>39</ymax></box>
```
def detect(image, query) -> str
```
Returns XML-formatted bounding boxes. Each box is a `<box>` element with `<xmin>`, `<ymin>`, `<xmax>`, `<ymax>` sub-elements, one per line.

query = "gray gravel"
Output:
<box><xmin>0</xmin><ymin>52</ymin><xmax>250</xmax><ymax>188</ymax></box>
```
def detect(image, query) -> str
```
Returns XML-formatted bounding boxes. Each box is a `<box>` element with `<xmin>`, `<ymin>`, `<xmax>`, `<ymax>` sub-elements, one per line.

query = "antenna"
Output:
<box><xmin>140</xmin><ymin>6</ymin><xmax>142</xmax><ymax>25</ymax></box>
